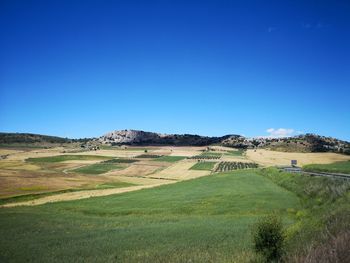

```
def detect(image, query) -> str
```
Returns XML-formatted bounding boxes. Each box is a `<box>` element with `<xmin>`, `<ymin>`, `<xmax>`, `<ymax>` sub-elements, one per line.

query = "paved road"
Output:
<box><xmin>280</xmin><ymin>167</ymin><xmax>350</xmax><ymax>180</ymax></box>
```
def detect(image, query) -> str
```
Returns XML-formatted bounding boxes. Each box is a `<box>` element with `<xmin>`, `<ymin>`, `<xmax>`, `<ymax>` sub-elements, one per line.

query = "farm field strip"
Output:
<box><xmin>151</xmin><ymin>160</ymin><xmax>210</xmax><ymax>180</ymax></box>
<box><xmin>190</xmin><ymin>161</ymin><xmax>217</xmax><ymax>171</ymax></box>
<box><xmin>213</xmin><ymin>162</ymin><xmax>258</xmax><ymax>173</ymax></box>
<box><xmin>0</xmin><ymin>170</ymin><xmax>301</xmax><ymax>262</ymax></box>
<box><xmin>246</xmin><ymin>149</ymin><xmax>350</xmax><ymax>166</ymax></box>
<box><xmin>0</xmin><ymin>181</ymin><xmax>175</xmax><ymax>208</ymax></box>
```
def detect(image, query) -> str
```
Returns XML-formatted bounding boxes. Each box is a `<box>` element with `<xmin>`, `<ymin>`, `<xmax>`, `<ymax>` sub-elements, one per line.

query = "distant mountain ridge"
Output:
<box><xmin>100</xmin><ymin>130</ymin><xmax>350</xmax><ymax>154</ymax></box>
<box><xmin>1</xmin><ymin>130</ymin><xmax>349</xmax><ymax>154</ymax></box>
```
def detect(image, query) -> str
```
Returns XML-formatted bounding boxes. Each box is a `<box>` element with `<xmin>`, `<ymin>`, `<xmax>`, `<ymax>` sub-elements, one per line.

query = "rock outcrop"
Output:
<box><xmin>99</xmin><ymin>129</ymin><xmax>233</xmax><ymax>146</ymax></box>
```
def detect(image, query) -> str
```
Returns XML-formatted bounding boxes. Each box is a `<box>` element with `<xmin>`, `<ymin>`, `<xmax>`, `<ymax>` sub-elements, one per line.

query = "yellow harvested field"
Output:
<box><xmin>3</xmin><ymin>147</ymin><xmax>66</xmax><ymax>161</ymax></box>
<box><xmin>151</xmin><ymin>160</ymin><xmax>210</xmax><ymax>180</ymax></box>
<box><xmin>0</xmin><ymin>160</ymin><xmax>40</xmax><ymax>171</ymax></box>
<box><xmin>220</xmin><ymin>155</ymin><xmax>250</xmax><ymax>162</ymax></box>
<box><xmin>152</xmin><ymin>146</ymin><xmax>205</xmax><ymax>157</ymax></box>
<box><xmin>0</xmin><ymin>149</ymin><xmax>22</xmax><ymax>155</ymax></box>
<box><xmin>246</xmin><ymin>149</ymin><xmax>350</xmax><ymax>166</ymax></box>
<box><xmin>0</xmin><ymin>168</ymin><xmax>119</xmax><ymax>198</ymax></box>
<box><xmin>209</xmin><ymin>146</ymin><xmax>237</xmax><ymax>152</ymax></box>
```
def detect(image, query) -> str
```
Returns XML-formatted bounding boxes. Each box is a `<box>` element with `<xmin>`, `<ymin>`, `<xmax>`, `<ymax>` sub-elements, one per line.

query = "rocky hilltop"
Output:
<box><xmin>99</xmin><ymin>129</ymin><xmax>233</xmax><ymax>146</ymax></box>
<box><xmin>222</xmin><ymin>133</ymin><xmax>350</xmax><ymax>154</ymax></box>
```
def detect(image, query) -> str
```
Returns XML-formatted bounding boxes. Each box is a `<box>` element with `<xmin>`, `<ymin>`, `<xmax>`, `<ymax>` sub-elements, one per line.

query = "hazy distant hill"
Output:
<box><xmin>0</xmin><ymin>133</ymin><xmax>90</xmax><ymax>145</ymax></box>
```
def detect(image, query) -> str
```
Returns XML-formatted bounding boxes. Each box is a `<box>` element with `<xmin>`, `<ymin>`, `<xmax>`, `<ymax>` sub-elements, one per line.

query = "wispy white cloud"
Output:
<box><xmin>302</xmin><ymin>23</ymin><xmax>312</xmax><ymax>29</ymax></box>
<box><xmin>266</xmin><ymin>128</ymin><xmax>295</xmax><ymax>138</ymax></box>
<box><xmin>267</xmin><ymin>26</ymin><xmax>277</xmax><ymax>33</ymax></box>
<box><xmin>302</xmin><ymin>22</ymin><xmax>330</xmax><ymax>29</ymax></box>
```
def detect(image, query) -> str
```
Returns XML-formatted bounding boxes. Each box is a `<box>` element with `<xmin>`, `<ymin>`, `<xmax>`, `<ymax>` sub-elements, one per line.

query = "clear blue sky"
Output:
<box><xmin>1</xmin><ymin>0</ymin><xmax>349</xmax><ymax>140</ymax></box>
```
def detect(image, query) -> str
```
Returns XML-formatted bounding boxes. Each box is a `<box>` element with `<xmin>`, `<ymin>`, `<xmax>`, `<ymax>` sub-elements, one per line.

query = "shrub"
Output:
<box><xmin>253</xmin><ymin>214</ymin><xmax>284</xmax><ymax>262</ymax></box>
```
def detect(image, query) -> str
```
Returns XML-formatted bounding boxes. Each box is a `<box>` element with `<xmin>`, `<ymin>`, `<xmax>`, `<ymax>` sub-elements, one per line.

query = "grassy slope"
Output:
<box><xmin>190</xmin><ymin>161</ymin><xmax>216</xmax><ymax>171</ymax></box>
<box><xmin>0</xmin><ymin>170</ymin><xmax>299</xmax><ymax>263</ymax></box>
<box><xmin>303</xmin><ymin>160</ymin><xmax>350</xmax><ymax>174</ymax></box>
<box><xmin>26</xmin><ymin>155</ymin><xmax>113</xmax><ymax>163</ymax></box>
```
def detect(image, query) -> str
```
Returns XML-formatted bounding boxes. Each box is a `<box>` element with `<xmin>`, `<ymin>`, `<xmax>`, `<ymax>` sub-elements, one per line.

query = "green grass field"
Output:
<box><xmin>0</xmin><ymin>170</ymin><xmax>300</xmax><ymax>262</ymax></box>
<box><xmin>225</xmin><ymin>150</ymin><xmax>245</xmax><ymax>156</ymax></box>
<box><xmin>26</xmin><ymin>155</ymin><xmax>113</xmax><ymax>163</ymax></box>
<box><xmin>200</xmin><ymin>152</ymin><xmax>222</xmax><ymax>157</ymax></box>
<box><xmin>190</xmin><ymin>161</ymin><xmax>216</xmax><ymax>171</ymax></box>
<box><xmin>73</xmin><ymin>163</ymin><xmax>125</xmax><ymax>174</ymax></box>
<box><xmin>103</xmin><ymin>158</ymin><xmax>138</xmax><ymax>163</ymax></box>
<box><xmin>154</xmin><ymin>156</ymin><xmax>186</xmax><ymax>162</ymax></box>
<box><xmin>303</xmin><ymin>160</ymin><xmax>350</xmax><ymax>174</ymax></box>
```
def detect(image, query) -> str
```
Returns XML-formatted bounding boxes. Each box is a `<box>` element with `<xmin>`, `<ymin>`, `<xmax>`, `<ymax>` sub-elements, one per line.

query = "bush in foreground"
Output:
<box><xmin>253</xmin><ymin>214</ymin><xmax>284</xmax><ymax>262</ymax></box>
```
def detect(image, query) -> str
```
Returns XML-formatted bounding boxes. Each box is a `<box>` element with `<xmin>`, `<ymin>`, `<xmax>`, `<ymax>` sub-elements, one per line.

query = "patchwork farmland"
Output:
<box><xmin>0</xmin><ymin>141</ymin><xmax>350</xmax><ymax>262</ymax></box>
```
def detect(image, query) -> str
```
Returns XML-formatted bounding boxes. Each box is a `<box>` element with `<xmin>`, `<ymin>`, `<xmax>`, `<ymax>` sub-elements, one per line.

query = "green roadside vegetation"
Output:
<box><xmin>303</xmin><ymin>160</ymin><xmax>350</xmax><ymax>174</ymax></box>
<box><xmin>190</xmin><ymin>161</ymin><xmax>216</xmax><ymax>171</ymax></box>
<box><xmin>259</xmin><ymin>167</ymin><xmax>350</xmax><ymax>261</ymax></box>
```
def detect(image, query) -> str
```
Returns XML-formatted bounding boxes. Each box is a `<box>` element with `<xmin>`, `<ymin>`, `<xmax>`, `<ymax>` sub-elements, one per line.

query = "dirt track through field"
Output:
<box><xmin>0</xmin><ymin>180</ymin><xmax>176</xmax><ymax>208</ymax></box>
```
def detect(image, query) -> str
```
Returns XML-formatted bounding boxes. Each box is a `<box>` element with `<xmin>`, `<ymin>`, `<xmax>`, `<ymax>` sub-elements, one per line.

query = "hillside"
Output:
<box><xmin>100</xmin><ymin>130</ymin><xmax>350</xmax><ymax>154</ymax></box>
<box><xmin>222</xmin><ymin>134</ymin><xmax>350</xmax><ymax>154</ymax></box>
<box><xmin>0</xmin><ymin>133</ymin><xmax>90</xmax><ymax>146</ymax></box>
<box><xmin>99</xmin><ymin>129</ymin><xmax>233</xmax><ymax>146</ymax></box>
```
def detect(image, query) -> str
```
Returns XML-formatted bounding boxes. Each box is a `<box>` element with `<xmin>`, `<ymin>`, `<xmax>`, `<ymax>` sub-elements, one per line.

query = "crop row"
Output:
<box><xmin>188</xmin><ymin>155</ymin><xmax>221</xmax><ymax>160</ymax></box>
<box><xmin>103</xmin><ymin>158</ymin><xmax>138</xmax><ymax>163</ymax></box>
<box><xmin>213</xmin><ymin>162</ymin><xmax>258</xmax><ymax>172</ymax></box>
<box><xmin>136</xmin><ymin>154</ymin><xmax>163</xmax><ymax>158</ymax></box>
